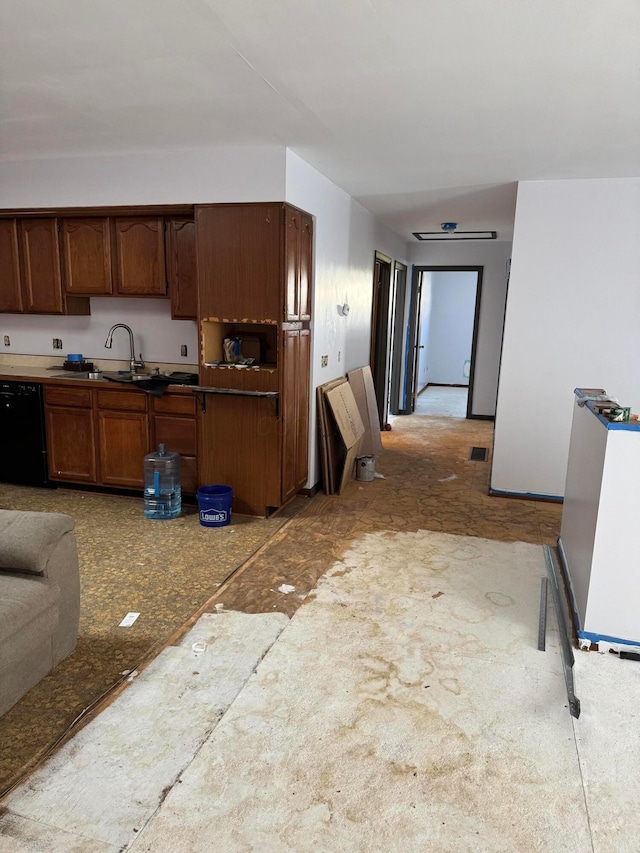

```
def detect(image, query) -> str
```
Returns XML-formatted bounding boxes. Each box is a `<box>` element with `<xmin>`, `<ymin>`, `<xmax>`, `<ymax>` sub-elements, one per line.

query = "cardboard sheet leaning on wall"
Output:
<box><xmin>316</xmin><ymin>367</ymin><xmax>381</xmax><ymax>494</ymax></box>
<box><xmin>317</xmin><ymin>378</ymin><xmax>365</xmax><ymax>494</ymax></box>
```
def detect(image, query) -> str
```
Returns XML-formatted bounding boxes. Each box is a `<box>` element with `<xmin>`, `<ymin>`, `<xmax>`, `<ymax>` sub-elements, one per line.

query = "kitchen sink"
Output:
<box><xmin>51</xmin><ymin>371</ymin><xmax>104</xmax><ymax>380</ymax></box>
<box><xmin>51</xmin><ymin>371</ymin><xmax>199</xmax><ymax>386</ymax></box>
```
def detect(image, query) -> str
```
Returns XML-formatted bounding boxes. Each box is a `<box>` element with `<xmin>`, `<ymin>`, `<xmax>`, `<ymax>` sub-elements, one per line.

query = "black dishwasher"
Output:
<box><xmin>0</xmin><ymin>380</ymin><xmax>50</xmax><ymax>486</ymax></box>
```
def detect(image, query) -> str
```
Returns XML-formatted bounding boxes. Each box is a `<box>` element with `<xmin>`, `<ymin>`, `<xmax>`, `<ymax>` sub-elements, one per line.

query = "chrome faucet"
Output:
<box><xmin>104</xmin><ymin>324</ymin><xmax>145</xmax><ymax>374</ymax></box>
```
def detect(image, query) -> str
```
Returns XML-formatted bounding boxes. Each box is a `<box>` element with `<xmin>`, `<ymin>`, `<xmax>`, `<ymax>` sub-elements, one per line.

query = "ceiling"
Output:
<box><xmin>1</xmin><ymin>0</ymin><xmax>639</xmax><ymax>241</ymax></box>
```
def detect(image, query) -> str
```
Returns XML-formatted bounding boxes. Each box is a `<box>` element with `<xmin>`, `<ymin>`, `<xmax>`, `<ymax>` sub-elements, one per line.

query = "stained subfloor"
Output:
<box><xmin>0</xmin><ymin>408</ymin><xmax>580</xmax><ymax>850</ymax></box>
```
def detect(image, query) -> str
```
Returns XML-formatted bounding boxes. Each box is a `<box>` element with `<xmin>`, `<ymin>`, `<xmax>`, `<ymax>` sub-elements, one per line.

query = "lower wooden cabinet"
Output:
<box><xmin>44</xmin><ymin>383</ymin><xmax>198</xmax><ymax>493</ymax></box>
<box><xmin>44</xmin><ymin>386</ymin><xmax>97</xmax><ymax>483</ymax></box>
<box><xmin>152</xmin><ymin>393</ymin><xmax>198</xmax><ymax>494</ymax></box>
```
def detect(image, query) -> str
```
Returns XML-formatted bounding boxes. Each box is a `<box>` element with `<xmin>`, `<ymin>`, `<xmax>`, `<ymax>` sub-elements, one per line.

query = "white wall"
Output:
<box><xmin>492</xmin><ymin>178</ymin><xmax>640</xmax><ymax>498</ymax></box>
<box><xmin>408</xmin><ymin>240</ymin><xmax>511</xmax><ymax>417</ymax></box>
<box><xmin>285</xmin><ymin>150</ymin><xmax>408</xmax><ymax>485</ymax></box>
<box><xmin>425</xmin><ymin>271</ymin><xmax>477</xmax><ymax>386</ymax></box>
<box><xmin>0</xmin><ymin>146</ymin><xmax>285</xmax><ymax>365</ymax></box>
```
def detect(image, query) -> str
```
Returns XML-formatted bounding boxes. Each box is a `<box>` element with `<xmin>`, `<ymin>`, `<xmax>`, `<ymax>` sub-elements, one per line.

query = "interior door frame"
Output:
<box><xmin>388</xmin><ymin>261</ymin><xmax>407</xmax><ymax>415</ymax></box>
<box><xmin>405</xmin><ymin>265</ymin><xmax>484</xmax><ymax>420</ymax></box>
<box><xmin>370</xmin><ymin>251</ymin><xmax>393</xmax><ymax>428</ymax></box>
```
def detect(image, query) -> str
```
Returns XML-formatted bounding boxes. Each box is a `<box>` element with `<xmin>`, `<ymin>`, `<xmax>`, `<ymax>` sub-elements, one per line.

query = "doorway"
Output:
<box><xmin>401</xmin><ymin>266</ymin><xmax>483</xmax><ymax>419</ymax></box>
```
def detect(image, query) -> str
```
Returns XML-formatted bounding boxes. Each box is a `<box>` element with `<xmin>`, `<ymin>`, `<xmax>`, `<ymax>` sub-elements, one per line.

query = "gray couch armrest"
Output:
<box><xmin>0</xmin><ymin>511</ymin><xmax>75</xmax><ymax>575</ymax></box>
<box><xmin>0</xmin><ymin>510</ymin><xmax>80</xmax><ymax>663</ymax></box>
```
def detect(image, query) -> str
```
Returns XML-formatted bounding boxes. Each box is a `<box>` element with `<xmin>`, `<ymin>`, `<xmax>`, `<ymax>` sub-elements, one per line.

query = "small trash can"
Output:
<box><xmin>197</xmin><ymin>485</ymin><xmax>233</xmax><ymax>527</ymax></box>
<box><xmin>356</xmin><ymin>456</ymin><xmax>375</xmax><ymax>482</ymax></box>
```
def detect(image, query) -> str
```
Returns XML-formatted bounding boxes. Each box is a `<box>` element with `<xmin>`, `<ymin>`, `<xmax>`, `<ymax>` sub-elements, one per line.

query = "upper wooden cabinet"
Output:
<box><xmin>0</xmin><ymin>219</ymin><xmax>23</xmax><ymax>312</ymax></box>
<box><xmin>166</xmin><ymin>216</ymin><xmax>197</xmax><ymax>320</ymax></box>
<box><xmin>20</xmin><ymin>218</ymin><xmax>90</xmax><ymax>315</ymax></box>
<box><xmin>20</xmin><ymin>218</ymin><xmax>63</xmax><ymax>313</ymax></box>
<box><xmin>62</xmin><ymin>217</ymin><xmax>113</xmax><ymax>295</ymax></box>
<box><xmin>284</xmin><ymin>208</ymin><xmax>313</xmax><ymax>322</ymax></box>
<box><xmin>113</xmin><ymin>216</ymin><xmax>167</xmax><ymax>296</ymax></box>
<box><xmin>196</xmin><ymin>203</ymin><xmax>284</xmax><ymax>322</ymax></box>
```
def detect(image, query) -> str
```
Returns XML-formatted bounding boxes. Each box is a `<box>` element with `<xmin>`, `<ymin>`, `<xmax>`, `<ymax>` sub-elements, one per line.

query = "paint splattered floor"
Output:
<box><xmin>10</xmin><ymin>398</ymin><xmax>640</xmax><ymax>853</ymax></box>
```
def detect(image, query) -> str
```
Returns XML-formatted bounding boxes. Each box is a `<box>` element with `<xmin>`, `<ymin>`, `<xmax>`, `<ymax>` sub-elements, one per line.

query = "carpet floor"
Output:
<box><xmin>0</xmin><ymin>485</ymin><xmax>293</xmax><ymax>796</ymax></box>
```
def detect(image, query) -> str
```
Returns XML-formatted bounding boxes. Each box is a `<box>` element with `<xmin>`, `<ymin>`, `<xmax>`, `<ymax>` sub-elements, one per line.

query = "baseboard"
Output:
<box><xmin>300</xmin><ymin>482</ymin><xmax>322</xmax><ymax>498</ymax></box>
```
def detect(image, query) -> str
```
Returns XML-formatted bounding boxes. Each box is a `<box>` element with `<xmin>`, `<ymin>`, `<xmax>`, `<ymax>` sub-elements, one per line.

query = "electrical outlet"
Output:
<box><xmin>321</xmin><ymin>355</ymin><xmax>328</xmax><ymax>368</ymax></box>
<box><xmin>52</xmin><ymin>338</ymin><xmax>63</xmax><ymax>350</ymax></box>
<box><xmin>180</xmin><ymin>344</ymin><xmax>188</xmax><ymax>357</ymax></box>
<box><xmin>3</xmin><ymin>336</ymin><xmax>9</xmax><ymax>347</ymax></box>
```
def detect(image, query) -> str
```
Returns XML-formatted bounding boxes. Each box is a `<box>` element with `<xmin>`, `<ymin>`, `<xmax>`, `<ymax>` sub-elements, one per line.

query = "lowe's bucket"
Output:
<box><xmin>197</xmin><ymin>485</ymin><xmax>233</xmax><ymax>527</ymax></box>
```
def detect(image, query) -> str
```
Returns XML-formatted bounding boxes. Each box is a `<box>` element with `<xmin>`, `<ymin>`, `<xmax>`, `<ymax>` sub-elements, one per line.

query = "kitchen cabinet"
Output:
<box><xmin>167</xmin><ymin>216</ymin><xmax>197</xmax><ymax>320</ymax></box>
<box><xmin>62</xmin><ymin>217</ymin><xmax>113</xmax><ymax>295</ymax></box>
<box><xmin>43</xmin><ymin>381</ymin><xmax>198</xmax><ymax>494</ymax></box>
<box><xmin>195</xmin><ymin>201</ymin><xmax>312</xmax><ymax>515</ymax></box>
<box><xmin>281</xmin><ymin>328</ymin><xmax>310</xmax><ymax>503</ymax></box>
<box><xmin>96</xmin><ymin>389</ymin><xmax>149</xmax><ymax>487</ymax></box>
<box><xmin>44</xmin><ymin>386</ymin><xmax>97</xmax><ymax>483</ymax></box>
<box><xmin>20</xmin><ymin>218</ymin><xmax>90</xmax><ymax>315</ymax></box>
<box><xmin>0</xmin><ymin>218</ymin><xmax>23</xmax><ymax>312</ymax></box>
<box><xmin>152</xmin><ymin>392</ymin><xmax>198</xmax><ymax>494</ymax></box>
<box><xmin>284</xmin><ymin>208</ymin><xmax>313</xmax><ymax>322</ymax></box>
<box><xmin>113</xmin><ymin>216</ymin><xmax>167</xmax><ymax>296</ymax></box>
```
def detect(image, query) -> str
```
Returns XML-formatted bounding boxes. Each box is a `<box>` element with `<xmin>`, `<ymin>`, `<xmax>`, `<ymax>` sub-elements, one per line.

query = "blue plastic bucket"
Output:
<box><xmin>197</xmin><ymin>485</ymin><xmax>233</xmax><ymax>527</ymax></box>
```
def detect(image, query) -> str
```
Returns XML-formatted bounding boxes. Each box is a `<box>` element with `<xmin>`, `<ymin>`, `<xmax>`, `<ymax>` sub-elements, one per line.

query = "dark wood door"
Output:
<box><xmin>195</xmin><ymin>203</ymin><xmax>282</xmax><ymax>322</ymax></box>
<box><xmin>114</xmin><ymin>217</ymin><xmax>167</xmax><ymax>296</ymax></box>
<box><xmin>167</xmin><ymin>217</ymin><xmax>197</xmax><ymax>319</ymax></box>
<box><xmin>98</xmin><ymin>410</ymin><xmax>149</xmax><ymax>487</ymax></box>
<box><xmin>198</xmin><ymin>395</ymin><xmax>281</xmax><ymax>516</ymax></box>
<box><xmin>281</xmin><ymin>328</ymin><xmax>310</xmax><ymax>502</ymax></box>
<box><xmin>0</xmin><ymin>218</ymin><xmax>23</xmax><ymax>312</ymax></box>
<box><xmin>20</xmin><ymin>218</ymin><xmax>64</xmax><ymax>313</ymax></box>
<box><xmin>299</xmin><ymin>213</ymin><xmax>313</xmax><ymax>322</ymax></box>
<box><xmin>295</xmin><ymin>328</ymin><xmax>311</xmax><ymax>489</ymax></box>
<box><xmin>284</xmin><ymin>208</ymin><xmax>300</xmax><ymax>322</ymax></box>
<box><xmin>62</xmin><ymin>217</ymin><xmax>113</xmax><ymax>295</ymax></box>
<box><xmin>45</xmin><ymin>407</ymin><xmax>97</xmax><ymax>482</ymax></box>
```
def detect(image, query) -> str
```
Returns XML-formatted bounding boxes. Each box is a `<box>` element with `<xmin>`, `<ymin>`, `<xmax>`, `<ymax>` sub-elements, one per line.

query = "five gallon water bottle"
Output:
<box><xmin>143</xmin><ymin>443</ymin><xmax>181</xmax><ymax>519</ymax></box>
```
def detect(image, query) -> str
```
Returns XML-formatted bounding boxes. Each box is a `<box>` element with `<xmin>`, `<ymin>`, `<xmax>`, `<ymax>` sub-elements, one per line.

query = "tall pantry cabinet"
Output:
<box><xmin>195</xmin><ymin>203</ymin><xmax>313</xmax><ymax>516</ymax></box>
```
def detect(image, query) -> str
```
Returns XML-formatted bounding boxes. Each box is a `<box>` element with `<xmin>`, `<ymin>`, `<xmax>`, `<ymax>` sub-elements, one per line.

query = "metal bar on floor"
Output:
<box><xmin>544</xmin><ymin>544</ymin><xmax>581</xmax><ymax>719</ymax></box>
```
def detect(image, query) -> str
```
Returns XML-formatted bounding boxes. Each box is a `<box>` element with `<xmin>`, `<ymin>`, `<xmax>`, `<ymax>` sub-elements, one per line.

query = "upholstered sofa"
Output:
<box><xmin>0</xmin><ymin>510</ymin><xmax>80</xmax><ymax>717</ymax></box>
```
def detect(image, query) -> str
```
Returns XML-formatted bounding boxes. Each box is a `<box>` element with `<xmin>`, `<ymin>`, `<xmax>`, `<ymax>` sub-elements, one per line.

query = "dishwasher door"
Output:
<box><xmin>0</xmin><ymin>381</ymin><xmax>50</xmax><ymax>486</ymax></box>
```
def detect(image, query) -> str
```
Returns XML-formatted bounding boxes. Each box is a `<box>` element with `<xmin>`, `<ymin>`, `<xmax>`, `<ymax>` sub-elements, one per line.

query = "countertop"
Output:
<box><xmin>0</xmin><ymin>360</ymin><xmax>199</xmax><ymax>393</ymax></box>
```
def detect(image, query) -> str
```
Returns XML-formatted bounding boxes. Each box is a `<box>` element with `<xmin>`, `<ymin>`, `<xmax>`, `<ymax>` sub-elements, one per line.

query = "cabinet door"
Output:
<box><xmin>62</xmin><ymin>217</ymin><xmax>113</xmax><ymax>295</ymax></box>
<box><xmin>284</xmin><ymin>207</ymin><xmax>300</xmax><ymax>322</ymax></box>
<box><xmin>154</xmin><ymin>414</ymin><xmax>198</xmax><ymax>494</ymax></box>
<box><xmin>46</xmin><ymin>406</ymin><xmax>97</xmax><ymax>482</ymax></box>
<box><xmin>299</xmin><ymin>213</ymin><xmax>313</xmax><ymax>321</ymax></box>
<box><xmin>0</xmin><ymin>219</ymin><xmax>23</xmax><ymax>312</ymax></box>
<box><xmin>20</xmin><ymin>218</ymin><xmax>64</xmax><ymax>313</ymax></box>
<box><xmin>114</xmin><ymin>217</ymin><xmax>167</xmax><ymax>296</ymax></box>
<box><xmin>98</xmin><ymin>410</ymin><xmax>149</xmax><ymax>487</ymax></box>
<box><xmin>281</xmin><ymin>328</ymin><xmax>310</xmax><ymax>503</ymax></box>
<box><xmin>167</xmin><ymin>217</ymin><xmax>197</xmax><ymax>319</ymax></box>
<box><xmin>195</xmin><ymin>203</ymin><xmax>281</xmax><ymax>322</ymax></box>
<box><xmin>284</xmin><ymin>208</ymin><xmax>313</xmax><ymax>323</ymax></box>
<box><xmin>198</xmin><ymin>395</ymin><xmax>281</xmax><ymax>516</ymax></box>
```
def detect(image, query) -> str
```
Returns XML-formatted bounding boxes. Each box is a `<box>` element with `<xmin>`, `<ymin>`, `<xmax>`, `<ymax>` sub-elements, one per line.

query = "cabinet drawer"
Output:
<box><xmin>96</xmin><ymin>388</ymin><xmax>148</xmax><ymax>412</ymax></box>
<box><xmin>153</xmin><ymin>393</ymin><xmax>196</xmax><ymax>416</ymax></box>
<box><xmin>154</xmin><ymin>415</ymin><xmax>197</xmax><ymax>456</ymax></box>
<box><xmin>45</xmin><ymin>385</ymin><xmax>92</xmax><ymax>408</ymax></box>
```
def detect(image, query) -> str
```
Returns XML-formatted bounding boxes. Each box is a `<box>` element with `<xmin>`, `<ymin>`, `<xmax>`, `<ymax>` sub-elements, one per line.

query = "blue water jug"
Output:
<box><xmin>143</xmin><ymin>443</ymin><xmax>181</xmax><ymax>519</ymax></box>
